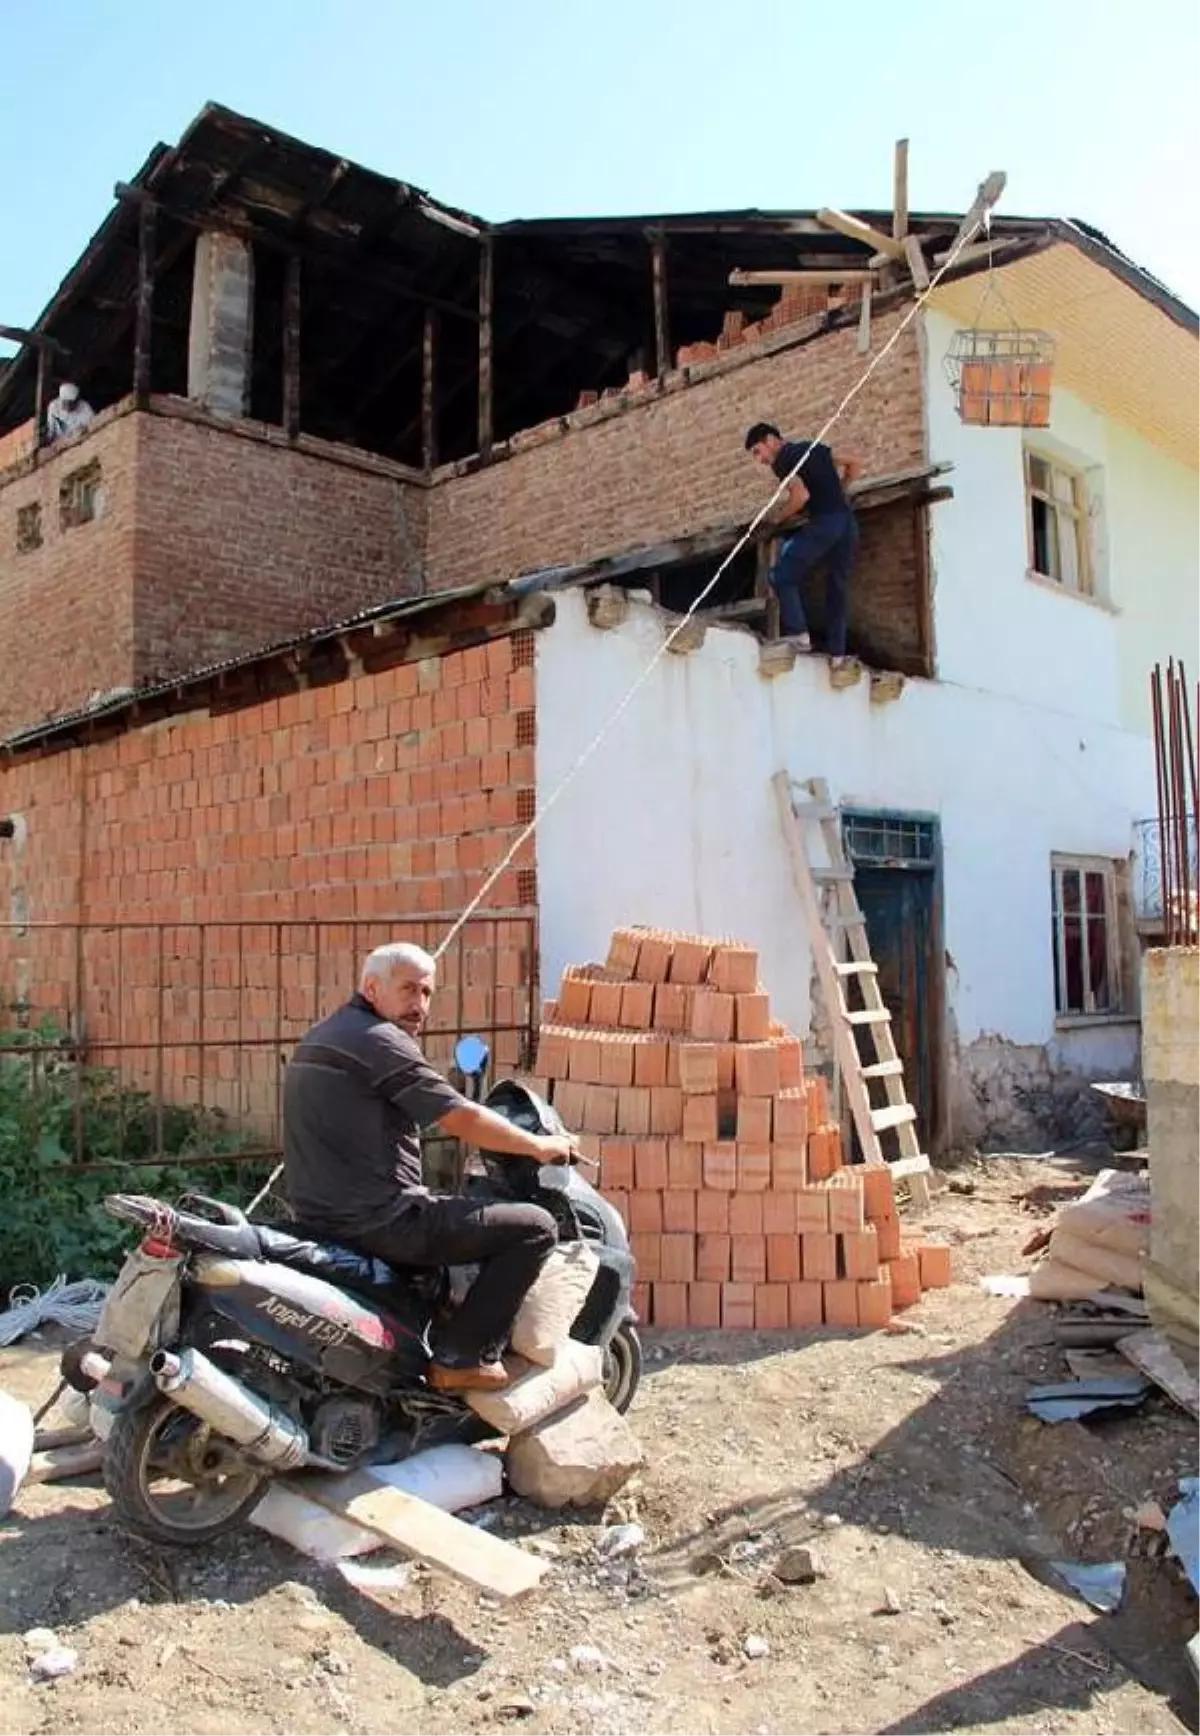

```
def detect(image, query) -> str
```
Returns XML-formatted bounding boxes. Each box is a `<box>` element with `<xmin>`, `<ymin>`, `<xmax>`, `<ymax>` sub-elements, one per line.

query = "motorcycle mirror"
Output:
<box><xmin>454</xmin><ymin>1033</ymin><xmax>490</xmax><ymax>1078</ymax></box>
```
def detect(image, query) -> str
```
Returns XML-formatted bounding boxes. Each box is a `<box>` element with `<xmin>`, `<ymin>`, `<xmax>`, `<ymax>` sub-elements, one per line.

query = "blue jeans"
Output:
<box><xmin>770</xmin><ymin>510</ymin><xmax>859</xmax><ymax>654</ymax></box>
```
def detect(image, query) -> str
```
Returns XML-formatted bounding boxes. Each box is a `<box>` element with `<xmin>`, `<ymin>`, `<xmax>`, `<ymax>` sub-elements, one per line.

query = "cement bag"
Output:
<box><xmin>510</xmin><ymin>1243</ymin><xmax>601</xmax><ymax>1367</ymax></box>
<box><xmin>0</xmin><ymin>1389</ymin><xmax>34</xmax><ymax>1517</ymax></box>
<box><xmin>251</xmin><ymin>1443</ymin><xmax>504</xmax><ymax>1561</ymax></box>
<box><xmin>1054</xmin><ymin>1194</ymin><xmax>1150</xmax><ymax>1262</ymax></box>
<box><xmin>467</xmin><ymin>1340</ymin><xmax>603</xmax><ymax>1434</ymax></box>
<box><xmin>1028</xmin><ymin>1232</ymin><xmax>1146</xmax><ymax>1301</ymax></box>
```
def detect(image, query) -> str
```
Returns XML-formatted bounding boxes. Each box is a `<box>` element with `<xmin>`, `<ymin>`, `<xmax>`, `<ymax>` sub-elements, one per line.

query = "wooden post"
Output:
<box><xmin>282</xmin><ymin>253</ymin><xmax>302</xmax><ymax>439</ymax></box>
<box><xmin>421</xmin><ymin>308</ymin><xmax>438</xmax><ymax>472</ymax></box>
<box><xmin>477</xmin><ymin>233</ymin><xmax>494</xmax><ymax>458</ymax></box>
<box><xmin>651</xmin><ymin>233</ymin><xmax>671</xmax><ymax>378</ymax></box>
<box><xmin>133</xmin><ymin>198</ymin><xmax>157</xmax><ymax>402</ymax></box>
<box><xmin>33</xmin><ymin>344</ymin><xmax>49</xmax><ymax>451</ymax></box>
<box><xmin>892</xmin><ymin>139</ymin><xmax>910</xmax><ymax>240</ymax></box>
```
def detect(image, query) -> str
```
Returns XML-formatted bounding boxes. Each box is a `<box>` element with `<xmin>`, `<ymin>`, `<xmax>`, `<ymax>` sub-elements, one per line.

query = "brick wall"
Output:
<box><xmin>0</xmin><ymin>631</ymin><xmax>538</xmax><ymax>1131</ymax></box>
<box><xmin>0</xmin><ymin>410</ymin><xmax>140</xmax><ymax>738</ymax></box>
<box><xmin>132</xmin><ymin>406</ymin><xmax>429</xmax><ymax>686</ymax></box>
<box><xmin>426</xmin><ymin>309</ymin><xmax>926</xmax><ymax>588</ymax></box>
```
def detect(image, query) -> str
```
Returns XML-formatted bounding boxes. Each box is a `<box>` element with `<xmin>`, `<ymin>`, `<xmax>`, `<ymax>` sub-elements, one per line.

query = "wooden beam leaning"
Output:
<box><xmin>477</xmin><ymin>232</ymin><xmax>494</xmax><ymax>458</ymax></box>
<box><xmin>282</xmin><ymin>253</ymin><xmax>302</xmax><ymax>439</ymax></box>
<box><xmin>650</xmin><ymin>232</ymin><xmax>671</xmax><ymax>379</ymax></box>
<box><xmin>892</xmin><ymin>139</ymin><xmax>909</xmax><ymax>240</ymax></box>
<box><xmin>133</xmin><ymin>197</ymin><xmax>157</xmax><ymax>402</ymax></box>
<box><xmin>903</xmin><ymin>234</ymin><xmax>930</xmax><ymax>291</ymax></box>
<box><xmin>815</xmin><ymin>207</ymin><xmax>905</xmax><ymax>260</ymax></box>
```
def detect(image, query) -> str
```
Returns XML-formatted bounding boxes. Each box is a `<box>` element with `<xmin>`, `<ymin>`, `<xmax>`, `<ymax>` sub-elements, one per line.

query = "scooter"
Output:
<box><xmin>66</xmin><ymin>1040</ymin><xmax>641</xmax><ymax>1546</ymax></box>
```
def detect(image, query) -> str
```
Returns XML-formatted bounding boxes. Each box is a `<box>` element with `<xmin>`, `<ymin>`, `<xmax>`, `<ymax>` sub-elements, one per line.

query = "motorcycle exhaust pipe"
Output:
<box><xmin>150</xmin><ymin>1348</ymin><xmax>309</xmax><ymax>1471</ymax></box>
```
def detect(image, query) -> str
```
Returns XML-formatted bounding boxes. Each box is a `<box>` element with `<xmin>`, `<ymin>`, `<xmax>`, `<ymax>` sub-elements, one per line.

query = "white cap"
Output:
<box><xmin>59</xmin><ymin>382</ymin><xmax>80</xmax><ymax>403</ymax></box>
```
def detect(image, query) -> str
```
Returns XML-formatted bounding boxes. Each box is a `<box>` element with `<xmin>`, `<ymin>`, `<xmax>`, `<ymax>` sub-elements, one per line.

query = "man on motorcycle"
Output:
<box><xmin>282</xmin><ymin>942</ymin><xmax>575</xmax><ymax>1393</ymax></box>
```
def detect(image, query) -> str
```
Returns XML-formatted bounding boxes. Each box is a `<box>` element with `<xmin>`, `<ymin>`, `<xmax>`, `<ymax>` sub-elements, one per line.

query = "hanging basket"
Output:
<box><xmin>944</xmin><ymin>326</ymin><xmax>1056</xmax><ymax>428</ymax></box>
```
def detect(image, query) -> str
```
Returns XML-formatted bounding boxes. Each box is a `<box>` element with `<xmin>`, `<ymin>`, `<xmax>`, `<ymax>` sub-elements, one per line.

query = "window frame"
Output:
<box><xmin>1024</xmin><ymin>448</ymin><xmax>1093</xmax><ymax>597</ymax></box>
<box><xmin>1050</xmin><ymin>853</ymin><xmax>1126</xmax><ymax>1024</ymax></box>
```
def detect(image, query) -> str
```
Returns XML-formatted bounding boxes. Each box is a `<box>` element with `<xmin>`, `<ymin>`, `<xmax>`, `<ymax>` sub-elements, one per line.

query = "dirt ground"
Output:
<box><xmin>1</xmin><ymin>1153</ymin><xmax>1196</xmax><ymax>1736</ymax></box>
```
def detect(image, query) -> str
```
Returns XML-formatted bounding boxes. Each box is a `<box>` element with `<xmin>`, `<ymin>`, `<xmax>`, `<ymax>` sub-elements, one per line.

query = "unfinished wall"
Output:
<box><xmin>535</xmin><ymin>592</ymin><xmax>1155</xmax><ymax>1151</ymax></box>
<box><xmin>0</xmin><ymin>632</ymin><xmax>538</xmax><ymax>1127</ymax></box>
<box><xmin>0</xmin><ymin>410</ymin><xmax>141</xmax><ymax>738</ymax></box>
<box><xmin>133</xmin><ymin>406</ymin><xmax>428</xmax><ymax>685</ymax></box>
<box><xmin>426</xmin><ymin>311</ymin><xmax>925</xmax><ymax>589</ymax></box>
<box><xmin>1141</xmin><ymin>947</ymin><xmax>1199</xmax><ymax>1350</ymax></box>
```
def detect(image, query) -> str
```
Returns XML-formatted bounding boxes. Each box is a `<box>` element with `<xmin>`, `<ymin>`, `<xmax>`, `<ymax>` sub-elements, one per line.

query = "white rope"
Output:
<box><xmin>433</xmin><ymin>184</ymin><xmax>1004</xmax><ymax>960</ymax></box>
<box><xmin>0</xmin><ymin>1277</ymin><xmax>109</xmax><ymax>1348</ymax></box>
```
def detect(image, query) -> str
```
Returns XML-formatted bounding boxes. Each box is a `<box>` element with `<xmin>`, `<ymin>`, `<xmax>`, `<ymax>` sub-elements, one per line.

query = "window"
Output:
<box><xmin>1051</xmin><ymin>855</ymin><xmax>1124</xmax><ymax>1018</ymax></box>
<box><xmin>59</xmin><ymin>459</ymin><xmax>102</xmax><ymax>531</ymax></box>
<box><xmin>15</xmin><ymin>502</ymin><xmax>42</xmax><ymax>553</ymax></box>
<box><xmin>1024</xmin><ymin>450</ymin><xmax>1092</xmax><ymax>595</ymax></box>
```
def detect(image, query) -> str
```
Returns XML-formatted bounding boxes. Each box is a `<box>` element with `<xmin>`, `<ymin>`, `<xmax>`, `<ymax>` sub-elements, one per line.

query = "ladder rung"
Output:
<box><xmin>793</xmin><ymin>800</ymin><xmax>836</xmax><ymax>821</ymax></box>
<box><xmin>831</xmin><ymin>914</ymin><xmax>867</xmax><ymax>929</ymax></box>
<box><xmin>871</xmin><ymin>1103</ymin><xmax>916</xmax><ymax>1132</ymax></box>
<box><xmin>846</xmin><ymin>1008</ymin><xmax>891</xmax><ymax>1026</ymax></box>
<box><xmin>888</xmin><ymin>1153</ymin><xmax>931</xmax><ymax>1178</ymax></box>
<box><xmin>833</xmin><ymin>959</ymin><xmax>878</xmax><ymax>976</ymax></box>
<box><xmin>812</xmin><ymin>866</ymin><xmax>854</xmax><ymax>883</ymax></box>
<box><xmin>861</xmin><ymin>1059</ymin><xmax>905</xmax><ymax>1079</ymax></box>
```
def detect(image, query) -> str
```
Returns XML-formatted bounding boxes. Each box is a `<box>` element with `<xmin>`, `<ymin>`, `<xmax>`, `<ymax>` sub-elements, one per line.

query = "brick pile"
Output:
<box><xmin>534</xmin><ymin>925</ymin><xmax>950</xmax><ymax>1333</ymax></box>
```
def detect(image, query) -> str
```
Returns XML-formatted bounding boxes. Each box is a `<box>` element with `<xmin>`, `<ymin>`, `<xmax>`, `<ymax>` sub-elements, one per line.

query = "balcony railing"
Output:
<box><xmin>1132</xmin><ymin>815</ymin><xmax>1198</xmax><ymax>925</ymax></box>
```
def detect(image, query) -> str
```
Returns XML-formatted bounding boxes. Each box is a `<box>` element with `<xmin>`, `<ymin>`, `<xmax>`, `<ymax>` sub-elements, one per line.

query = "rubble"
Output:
<box><xmin>505</xmin><ymin>1390</ymin><xmax>646</xmax><ymax>1509</ymax></box>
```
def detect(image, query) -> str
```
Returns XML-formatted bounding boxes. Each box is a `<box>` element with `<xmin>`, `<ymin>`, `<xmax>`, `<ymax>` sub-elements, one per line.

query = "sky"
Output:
<box><xmin>1</xmin><ymin>0</ymin><xmax>1198</xmax><ymax>359</ymax></box>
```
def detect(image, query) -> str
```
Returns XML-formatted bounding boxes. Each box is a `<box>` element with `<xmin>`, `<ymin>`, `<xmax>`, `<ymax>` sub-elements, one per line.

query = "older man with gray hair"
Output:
<box><xmin>282</xmin><ymin>941</ymin><xmax>575</xmax><ymax>1393</ymax></box>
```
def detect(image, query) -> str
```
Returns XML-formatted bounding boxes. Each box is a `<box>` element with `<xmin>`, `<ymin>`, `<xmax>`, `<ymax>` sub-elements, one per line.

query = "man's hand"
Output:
<box><xmin>534</xmin><ymin>1133</ymin><xmax>577</xmax><ymax>1166</ymax></box>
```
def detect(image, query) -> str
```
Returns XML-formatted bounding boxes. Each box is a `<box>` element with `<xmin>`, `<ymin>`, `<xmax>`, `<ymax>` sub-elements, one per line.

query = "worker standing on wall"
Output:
<box><xmin>744</xmin><ymin>422</ymin><xmax>861</xmax><ymax>669</ymax></box>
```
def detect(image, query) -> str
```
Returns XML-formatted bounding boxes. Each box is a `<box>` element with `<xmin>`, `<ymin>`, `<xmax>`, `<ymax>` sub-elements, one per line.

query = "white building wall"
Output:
<box><xmin>535</xmin><ymin>591</ymin><xmax>1150</xmax><ymax>1146</ymax></box>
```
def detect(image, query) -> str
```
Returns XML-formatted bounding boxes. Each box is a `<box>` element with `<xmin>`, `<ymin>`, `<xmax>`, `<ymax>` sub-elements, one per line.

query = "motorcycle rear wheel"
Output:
<box><xmin>602</xmin><ymin>1324</ymin><xmax>642</xmax><ymax>1414</ymax></box>
<box><xmin>104</xmin><ymin>1395</ymin><xmax>267</xmax><ymax>1546</ymax></box>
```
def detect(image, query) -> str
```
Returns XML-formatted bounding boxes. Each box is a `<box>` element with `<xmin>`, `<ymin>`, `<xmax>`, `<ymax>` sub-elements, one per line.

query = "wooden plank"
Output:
<box><xmin>33</xmin><ymin>343</ymin><xmax>49</xmax><ymax>452</ymax></box>
<box><xmin>289</xmin><ymin>1467</ymin><xmax>548</xmax><ymax>1599</ymax></box>
<box><xmin>888</xmin><ymin>1154</ymin><xmax>931</xmax><ymax>1179</ymax></box>
<box><xmin>282</xmin><ymin>254</ymin><xmax>302</xmax><ymax>440</ymax></box>
<box><xmin>871</xmin><ymin>1103</ymin><xmax>917</xmax><ymax>1132</ymax></box>
<box><xmin>903</xmin><ymin>234</ymin><xmax>930</xmax><ymax>291</ymax></box>
<box><xmin>933</xmin><ymin>238</ymin><xmax>998</xmax><ymax>270</ymax></box>
<box><xmin>1117</xmin><ymin>1329</ymin><xmax>1199</xmax><ymax>1418</ymax></box>
<box><xmin>133</xmin><ymin>197</ymin><xmax>157</xmax><ymax>402</ymax></box>
<box><xmin>477</xmin><ymin>233</ymin><xmax>494</xmax><ymax>458</ymax></box>
<box><xmin>862</xmin><ymin>1059</ymin><xmax>905</xmax><ymax>1079</ymax></box>
<box><xmin>846</xmin><ymin>1008</ymin><xmax>891</xmax><ymax>1026</ymax></box>
<box><xmin>815</xmin><ymin>208</ymin><xmax>905</xmax><ymax>260</ymax></box>
<box><xmin>651</xmin><ymin>234</ymin><xmax>671</xmax><ymax>379</ymax></box>
<box><xmin>812</xmin><ymin>865</ymin><xmax>855</xmax><ymax>884</ymax></box>
<box><xmin>892</xmin><ymin>139</ymin><xmax>909</xmax><ymax>240</ymax></box>
<box><xmin>421</xmin><ymin>308</ymin><xmax>438</xmax><ymax>473</ymax></box>
<box><xmin>856</xmin><ymin>280</ymin><xmax>872</xmax><ymax>355</ymax></box>
<box><xmin>834</xmin><ymin>959</ymin><xmax>878</xmax><ymax>976</ymax></box>
<box><xmin>729</xmin><ymin>268</ymin><xmax>876</xmax><ymax>287</ymax></box>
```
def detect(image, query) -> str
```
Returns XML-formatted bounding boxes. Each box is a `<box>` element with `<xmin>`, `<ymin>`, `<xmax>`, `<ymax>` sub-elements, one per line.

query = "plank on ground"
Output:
<box><xmin>283</xmin><ymin>1467</ymin><xmax>548</xmax><ymax>1600</ymax></box>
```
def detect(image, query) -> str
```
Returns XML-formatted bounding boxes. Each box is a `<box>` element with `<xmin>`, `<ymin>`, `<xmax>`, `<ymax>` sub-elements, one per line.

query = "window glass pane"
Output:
<box><xmin>1088</xmin><ymin>916</ymin><xmax>1112</xmax><ymax>1008</ymax></box>
<box><xmin>1052</xmin><ymin>465</ymin><xmax>1076</xmax><ymax>503</ymax></box>
<box><xmin>1031</xmin><ymin>497</ymin><xmax>1060</xmax><ymax>577</ymax></box>
<box><xmin>1062</xmin><ymin>869</ymin><xmax>1081</xmax><ymax>913</ymax></box>
<box><xmin>1064</xmin><ymin>916</ymin><xmax>1084</xmax><ymax>1011</ymax></box>
<box><xmin>1028</xmin><ymin>454</ymin><xmax>1050</xmax><ymax>492</ymax></box>
<box><xmin>1085</xmin><ymin>871</ymin><xmax>1107</xmax><ymax>915</ymax></box>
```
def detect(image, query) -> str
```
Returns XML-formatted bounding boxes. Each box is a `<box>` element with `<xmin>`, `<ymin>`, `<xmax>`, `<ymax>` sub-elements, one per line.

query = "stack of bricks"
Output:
<box><xmin>534</xmin><ymin>925</ymin><xmax>951</xmax><ymax>1334</ymax></box>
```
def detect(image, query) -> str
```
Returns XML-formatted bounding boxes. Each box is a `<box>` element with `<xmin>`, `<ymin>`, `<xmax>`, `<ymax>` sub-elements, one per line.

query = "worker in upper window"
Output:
<box><xmin>744</xmin><ymin>422</ymin><xmax>862</xmax><ymax>669</ymax></box>
<box><xmin>46</xmin><ymin>382</ymin><xmax>96</xmax><ymax>444</ymax></box>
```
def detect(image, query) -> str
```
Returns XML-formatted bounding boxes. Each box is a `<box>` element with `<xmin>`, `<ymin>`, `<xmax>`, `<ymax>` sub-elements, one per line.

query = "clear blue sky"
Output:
<box><xmin>2</xmin><ymin>0</ymin><xmax>1197</xmax><ymax>359</ymax></box>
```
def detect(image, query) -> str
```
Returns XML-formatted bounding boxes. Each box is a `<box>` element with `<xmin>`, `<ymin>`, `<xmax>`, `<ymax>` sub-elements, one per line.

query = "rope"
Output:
<box><xmin>432</xmin><ymin>181</ymin><xmax>1005</xmax><ymax>961</ymax></box>
<box><xmin>0</xmin><ymin>1277</ymin><xmax>109</xmax><ymax>1348</ymax></box>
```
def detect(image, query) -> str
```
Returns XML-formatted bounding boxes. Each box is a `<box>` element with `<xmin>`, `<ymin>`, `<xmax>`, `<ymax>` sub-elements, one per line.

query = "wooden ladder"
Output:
<box><xmin>773</xmin><ymin>771</ymin><xmax>932</xmax><ymax>1213</ymax></box>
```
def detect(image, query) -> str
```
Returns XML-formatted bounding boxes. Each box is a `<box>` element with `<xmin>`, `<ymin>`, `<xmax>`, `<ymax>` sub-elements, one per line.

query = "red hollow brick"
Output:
<box><xmin>688</xmin><ymin>1281</ymin><xmax>722</xmax><ymax>1328</ymax></box>
<box><xmin>721</xmin><ymin>1283</ymin><xmax>756</xmax><ymax>1330</ymax></box>
<box><xmin>701</xmin><ymin>1140</ymin><xmax>737</xmax><ymax>1191</ymax></box>
<box><xmin>788</xmin><ymin>1281</ymin><xmax>824</xmax><ymax>1328</ymax></box>
<box><xmin>634</xmin><ymin>1138</ymin><xmax>669</xmax><ymax>1192</ymax></box>
<box><xmin>667</xmin><ymin>1138</ymin><xmax>704</xmax><ymax>1190</ymax></box>
<box><xmin>696</xmin><ymin>1233</ymin><xmax>732</xmax><ymax>1282</ymax></box>
<box><xmin>653</xmin><ymin>1282</ymin><xmax>689</xmax><ymax>1329</ymax></box>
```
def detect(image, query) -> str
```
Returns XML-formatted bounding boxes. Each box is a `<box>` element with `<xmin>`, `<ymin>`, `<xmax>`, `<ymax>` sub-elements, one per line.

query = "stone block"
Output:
<box><xmin>505</xmin><ymin>1389</ymin><xmax>645</xmax><ymax>1509</ymax></box>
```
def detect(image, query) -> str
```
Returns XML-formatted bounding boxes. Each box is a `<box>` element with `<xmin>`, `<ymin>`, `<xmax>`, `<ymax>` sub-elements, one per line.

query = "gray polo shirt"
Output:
<box><xmin>282</xmin><ymin>994</ymin><xmax>466</xmax><ymax>1236</ymax></box>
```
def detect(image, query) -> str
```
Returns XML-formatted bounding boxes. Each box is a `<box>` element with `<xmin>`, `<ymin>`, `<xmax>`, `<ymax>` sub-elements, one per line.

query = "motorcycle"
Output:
<box><xmin>66</xmin><ymin>1040</ymin><xmax>641</xmax><ymax>1547</ymax></box>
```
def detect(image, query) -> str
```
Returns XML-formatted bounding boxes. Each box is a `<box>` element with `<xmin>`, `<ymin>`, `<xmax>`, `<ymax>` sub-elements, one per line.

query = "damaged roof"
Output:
<box><xmin>0</xmin><ymin>103</ymin><xmax>1192</xmax><ymax>469</ymax></box>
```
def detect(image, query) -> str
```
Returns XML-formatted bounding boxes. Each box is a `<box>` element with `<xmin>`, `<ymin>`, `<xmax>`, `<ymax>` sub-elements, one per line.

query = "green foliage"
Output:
<box><xmin>0</xmin><ymin>1022</ymin><xmax>276</xmax><ymax>1289</ymax></box>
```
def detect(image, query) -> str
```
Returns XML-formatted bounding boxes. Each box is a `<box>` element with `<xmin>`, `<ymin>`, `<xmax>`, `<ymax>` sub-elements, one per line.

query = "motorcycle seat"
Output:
<box><xmin>252</xmin><ymin>1223</ymin><xmax>435</xmax><ymax>1309</ymax></box>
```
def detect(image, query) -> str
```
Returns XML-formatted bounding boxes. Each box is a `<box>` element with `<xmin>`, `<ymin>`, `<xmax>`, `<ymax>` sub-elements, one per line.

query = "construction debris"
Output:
<box><xmin>1025</xmin><ymin>1168</ymin><xmax>1150</xmax><ymax>1301</ymax></box>
<box><xmin>505</xmin><ymin>1389</ymin><xmax>646</xmax><ymax>1508</ymax></box>
<box><xmin>1025</xmin><ymin>1374</ymin><xmax>1150</xmax><ymax>1423</ymax></box>
<box><xmin>537</xmin><ymin>925</ymin><xmax>950</xmax><ymax>1331</ymax></box>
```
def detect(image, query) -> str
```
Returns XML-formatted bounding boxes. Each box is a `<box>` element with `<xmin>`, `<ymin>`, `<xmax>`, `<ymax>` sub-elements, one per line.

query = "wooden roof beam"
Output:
<box><xmin>816</xmin><ymin>208</ymin><xmax>905</xmax><ymax>261</ymax></box>
<box><xmin>729</xmin><ymin>268</ymin><xmax>875</xmax><ymax>287</ymax></box>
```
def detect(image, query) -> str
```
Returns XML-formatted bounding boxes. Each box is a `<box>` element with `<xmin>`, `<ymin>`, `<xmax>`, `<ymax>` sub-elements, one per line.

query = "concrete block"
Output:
<box><xmin>505</xmin><ymin>1389</ymin><xmax>645</xmax><ymax>1509</ymax></box>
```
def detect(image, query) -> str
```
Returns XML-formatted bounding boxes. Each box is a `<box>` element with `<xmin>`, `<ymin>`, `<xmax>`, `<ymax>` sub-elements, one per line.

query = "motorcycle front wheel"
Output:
<box><xmin>104</xmin><ymin>1395</ymin><xmax>267</xmax><ymax>1546</ymax></box>
<box><xmin>602</xmin><ymin>1323</ymin><xmax>642</xmax><ymax>1415</ymax></box>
